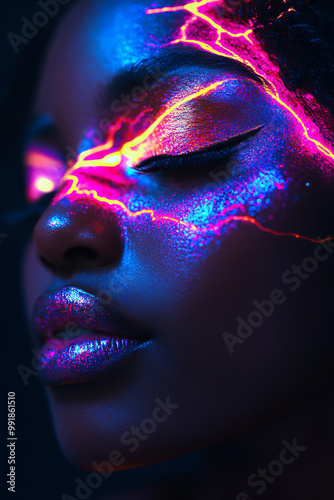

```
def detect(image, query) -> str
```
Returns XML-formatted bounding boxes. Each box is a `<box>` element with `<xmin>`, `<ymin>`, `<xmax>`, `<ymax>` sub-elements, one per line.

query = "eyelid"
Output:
<box><xmin>133</xmin><ymin>125</ymin><xmax>264</xmax><ymax>173</ymax></box>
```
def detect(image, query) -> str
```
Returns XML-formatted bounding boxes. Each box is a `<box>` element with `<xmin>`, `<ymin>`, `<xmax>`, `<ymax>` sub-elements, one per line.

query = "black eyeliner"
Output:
<box><xmin>133</xmin><ymin>125</ymin><xmax>264</xmax><ymax>173</ymax></box>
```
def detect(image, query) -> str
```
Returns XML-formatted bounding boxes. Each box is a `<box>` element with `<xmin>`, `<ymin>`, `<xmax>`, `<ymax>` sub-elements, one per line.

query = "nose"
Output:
<box><xmin>33</xmin><ymin>195</ymin><xmax>124</xmax><ymax>270</ymax></box>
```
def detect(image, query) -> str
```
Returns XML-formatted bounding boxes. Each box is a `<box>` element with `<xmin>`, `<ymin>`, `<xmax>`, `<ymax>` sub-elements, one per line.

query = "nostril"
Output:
<box><xmin>63</xmin><ymin>246</ymin><xmax>98</xmax><ymax>264</ymax></box>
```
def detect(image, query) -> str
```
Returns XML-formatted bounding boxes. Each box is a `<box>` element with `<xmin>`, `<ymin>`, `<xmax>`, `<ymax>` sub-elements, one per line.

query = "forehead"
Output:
<box><xmin>33</xmin><ymin>0</ymin><xmax>186</xmax><ymax>144</ymax></box>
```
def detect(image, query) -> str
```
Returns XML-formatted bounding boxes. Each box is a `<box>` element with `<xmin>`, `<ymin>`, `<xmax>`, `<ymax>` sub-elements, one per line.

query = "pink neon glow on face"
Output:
<box><xmin>22</xmin><ymin>0</ymin><xmax>334</xmax><ymax>474</ymax></box>
<box><xmin>66</xmin><ymin>78</ymin><xmax>239</xmax><ymax>172</ymax></box>
<box><xmin>146</xmin><ymin>0</ymin><xmax>334</xmax><ymax>160</ymax></box>
<box><xmin>48</xmin><ymin>170</ymin><xmax>334</xmax><ymax>244</ymax></box>
<box><xmin>27</xmin><ymin>0</ymin><xmax>334</xmax><ymax>244</ymax></box>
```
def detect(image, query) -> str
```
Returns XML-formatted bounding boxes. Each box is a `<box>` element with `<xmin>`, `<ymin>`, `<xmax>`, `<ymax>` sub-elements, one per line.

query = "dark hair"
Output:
<box><xmin>1</xmin><ymin>0</ymin><xmax>334</xmax><ymax>159</ymax></box>
<box><xmin>239</xmin><ymin>0</ymin><xmax>334</xmax><ymax>120</ymax></box>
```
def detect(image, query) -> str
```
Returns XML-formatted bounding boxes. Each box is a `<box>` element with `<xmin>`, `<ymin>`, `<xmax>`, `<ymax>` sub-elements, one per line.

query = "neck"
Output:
<box><xmin>102</xmin><ymin>380</ymin><xmax>334</xmax><ymax>500</ymax></box>
<box><xmin>206</xmin><ymin>380</ymin><xmax>334</xmax><ymax>500</ymax></box>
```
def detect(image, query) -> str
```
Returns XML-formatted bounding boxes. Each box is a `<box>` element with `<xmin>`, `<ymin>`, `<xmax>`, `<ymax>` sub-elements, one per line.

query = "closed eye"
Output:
<box><xmin>132</xmin><ymin>125</ymin><xmax>264</xmax><ymax>174</ymax></box>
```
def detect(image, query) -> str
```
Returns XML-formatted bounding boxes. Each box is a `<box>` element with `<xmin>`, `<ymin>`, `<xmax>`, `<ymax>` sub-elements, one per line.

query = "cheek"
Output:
<box><xmin>117</xmin><ymin>142</ymin><xmax>288</xmax><ymax>243</ymax></box>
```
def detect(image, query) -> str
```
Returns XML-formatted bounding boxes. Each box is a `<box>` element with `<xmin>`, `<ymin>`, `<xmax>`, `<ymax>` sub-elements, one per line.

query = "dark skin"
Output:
<box><xmin>23</xmin><ymin>0</ymin><xmax>334</xmax><ymax>498</ymax></box>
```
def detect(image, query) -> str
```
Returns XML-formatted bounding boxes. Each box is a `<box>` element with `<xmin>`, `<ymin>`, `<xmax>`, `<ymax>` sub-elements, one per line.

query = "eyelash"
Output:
<box><xmin>132</xmin><ymin>147</ymin><xmax>235</xmax><ymax>174</ymax></box>
<box><xmin>22</xmin><ymin>128</ymin><xmax>262</xmax><ymax>222</ymax></box>
<box><xmin>132</xmin><ymin>127</ymin><xmax>262</xmax><ymax>175</ymax></box>
<box><xmin>20</xmin><ymin>148</ymin><xmax>233</xmax><ymax>225</ymax></box>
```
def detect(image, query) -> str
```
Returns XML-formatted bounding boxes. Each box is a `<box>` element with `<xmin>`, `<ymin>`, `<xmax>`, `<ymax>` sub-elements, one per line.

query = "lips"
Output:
<box><xmin>32</xmin><ymin>287</ymin><xmax>151</xmax><ymax>385</ymax></box>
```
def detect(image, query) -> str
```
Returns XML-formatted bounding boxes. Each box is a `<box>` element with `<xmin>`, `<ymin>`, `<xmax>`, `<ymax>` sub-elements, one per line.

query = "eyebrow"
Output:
<box><xmin>27</xmin><ymin>47</ymin><xmax>263</xmax><ymax>143</ymax></box>
<box><xmin>100</xmin><ymin>46</ymin><xmax>263</xmax><ymax>111</ymax></box>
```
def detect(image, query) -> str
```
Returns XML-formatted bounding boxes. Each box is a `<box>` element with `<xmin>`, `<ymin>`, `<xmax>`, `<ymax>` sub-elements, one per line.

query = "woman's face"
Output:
<box><xmin>23</xmin><ymin>0</ymin><xmax>334</xmax><ymax>470</ymax></box>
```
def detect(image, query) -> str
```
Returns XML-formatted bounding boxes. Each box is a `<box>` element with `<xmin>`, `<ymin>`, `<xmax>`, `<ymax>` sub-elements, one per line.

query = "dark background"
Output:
<box><xmin>3</xmin><ymin>1</ymin><xmax>334</xmax><ymax>499</ymax></box>
<box><xmin>0</xmin><ymin>2</ymin><xmax>203</xmax><ymax>499</ymax></box>
<box><xmin>0</xmin><ymin>3</ymin><xmax>91</xmax><ymax>499</ymax></box>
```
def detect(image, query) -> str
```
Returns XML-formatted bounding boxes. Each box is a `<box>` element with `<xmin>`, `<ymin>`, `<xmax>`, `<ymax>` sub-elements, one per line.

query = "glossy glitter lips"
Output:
<box><xmin>32</xmin><ymin>287</ymin><xmax>151</xmax><ymax>385</ymax></box>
